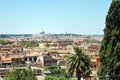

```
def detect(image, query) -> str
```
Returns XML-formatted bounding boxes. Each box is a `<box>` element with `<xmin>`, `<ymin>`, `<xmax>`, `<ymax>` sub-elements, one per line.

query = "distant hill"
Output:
<box><xmin>53</xmin><ymin>33</ymin><xmax>103</xmax><ymax>37</ymax></box>
<box><xmin>0</xmin><ymin>34</ymin><xmax>32</xmax><ymax>38</ymax></box>
<box><xmin>0</xmin><ymin>33</ymin><xmax>103</xmax><ymax>38</ymax></box>
<box><xmin>53</xmin><ymin>33</ymin><xmax>82</xmax><ymax>36</ymax></box>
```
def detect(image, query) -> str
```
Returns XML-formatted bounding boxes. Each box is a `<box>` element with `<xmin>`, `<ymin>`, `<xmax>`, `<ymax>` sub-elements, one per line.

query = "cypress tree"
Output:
<box><xmin>98</xmin><ymin>0</ymin><xmax>120</xmax><ymax>79</ymax></box>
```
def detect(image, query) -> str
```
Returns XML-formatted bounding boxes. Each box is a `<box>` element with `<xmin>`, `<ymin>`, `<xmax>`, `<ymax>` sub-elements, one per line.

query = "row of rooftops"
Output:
<box><xmin>0</xmin><ymin>37</ymin><xmax>101</xmax><ymax>67</ymax></box>
<box><xmin>0</xmin><ymin>44</ymin><xmax>99</xmax><ymax>61</ymax></box>
<box><xmin>0</xmin><ymin>45</ymin><xmax>71</xmax><ymax>64</ymax></box>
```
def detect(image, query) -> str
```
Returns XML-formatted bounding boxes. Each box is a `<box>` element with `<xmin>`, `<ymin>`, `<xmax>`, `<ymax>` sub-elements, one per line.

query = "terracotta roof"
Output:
<box><xmin>88</xmin><ymin>45</ymin><xmax>98</xmax><ymax>51</ymax></box>
<box><xmin>2</xmin><ymin>61</ymin><xmax>12</xmax><ymax>63</ymax></box>
<box><xmin>0</xmin><ymin>51</ymin><xmax>8</xmax><ymax>53</ymax></box>
<box><xmin>1</xmin><ymin>57</ymin><xmax>12</xmax><ymax>61</ymax></box>
<box><xmin>11</xmin><ymin>55</ymin><xmax>24</xmax><ymax>58</ymax></box>
<box><xmin>26</xmin><ymin>52</ymin><xmax>40</xmax><ymax>57</ymax></box>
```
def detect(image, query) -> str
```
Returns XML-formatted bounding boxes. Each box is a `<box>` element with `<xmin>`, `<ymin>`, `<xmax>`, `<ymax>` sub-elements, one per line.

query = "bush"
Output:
<box><xmin>3</xmin><ymin>66</ymin><xmax>37</xmax><ymax>80</ymax></box>
<box><xmin>19</xmin><ymin>41</ymin><xmax>39</xmax><ymax>47</ymax></box>
<box><xmin>44</xmin><ymin>76</ymin><xmax>66</xmax><ymax>80</ymax></box>
<box><xmin>0</xmin><ymin>40</ymin><xmax>11</xmax><ymax>45</ymax></box>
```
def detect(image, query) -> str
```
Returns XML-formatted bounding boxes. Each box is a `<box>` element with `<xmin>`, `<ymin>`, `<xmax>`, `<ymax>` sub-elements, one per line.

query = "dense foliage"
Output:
<box><xmin>98</xmin><ymin>0</ymin><xmax>120</xmax><ymax>79</ymax></box>
<box><xmin>66</xmin><ymin>47</ymin><xmax>92</xmax><ymax>80</ymax></box>
<box><xmin>44</xmin><ymin>76</ymin><xmax>66</xmax><ymax>80</ymax></box>
<box><xmin>43</xmin><ymin>66</ymin><xmax>68</xmax><ymax>77</ymax></box>
<box><xmin>19</xmin><ymin>41</ymin><xmax>39</xmax><ymax>47</ymax></box>
<box><xmin>43</xmin><ymin>66</ymin><xmax>60</xmax><ymax>74</ymax></box>
<box><xmin>0</xmin><ymin>40</ymin><xmax>11</xmax><ymax>45</ymax></box>
<box><xmin>3</xmin><ymin>66</ymin><xmax>37</xmax><ymax>80</ymax></box>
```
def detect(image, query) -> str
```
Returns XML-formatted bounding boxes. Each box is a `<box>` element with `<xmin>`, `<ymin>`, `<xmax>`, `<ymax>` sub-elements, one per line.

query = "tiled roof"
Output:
<box><xmin>25</xmin><ymin>52</ymin><xmax>41</xmax><ymax>57</ymax></box>
<box><xmin>1</xmin><ymin>57</ymin><xmax>12</xmax><ymax>61</ymax></box>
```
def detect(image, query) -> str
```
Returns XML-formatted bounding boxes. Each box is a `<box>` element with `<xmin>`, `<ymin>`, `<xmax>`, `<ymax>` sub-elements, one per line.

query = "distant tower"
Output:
<box><xmin>40</xmin><ymin>28</ymin><xmax>45</xmax><ymax>34</ymax></box>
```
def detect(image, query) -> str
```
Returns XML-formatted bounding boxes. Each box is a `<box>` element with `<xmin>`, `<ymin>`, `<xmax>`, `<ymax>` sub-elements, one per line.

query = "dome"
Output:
<box><xmin>40</xmin><ymin>28</ymin><xmax>45</xmax><ymax>34</ymax></box>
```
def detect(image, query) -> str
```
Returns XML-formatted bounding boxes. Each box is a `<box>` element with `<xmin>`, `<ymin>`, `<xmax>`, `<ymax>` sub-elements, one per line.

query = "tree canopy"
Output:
<box><xmin>0</xmin><ymin>40</ymin><xmax>11</xmax><ymax>45</ymax></box>
<box><xmin>3</xmin><ymin>66</ymin><xmax>37</xmax><ymax>80</ymax></box>
<box><xmin>19</xmin><ymin>41</ymin><xmax>39</xmax><ymax>47</ymax></box>
<box><xmin>44</xmin><ymin>76</ymin><xmax>66</xmax><ymax>80</ymax></box>
<box><xmin>98</xmin><ymin>0</ymin><xmax>120</xmax><ymax>79</ymax></box>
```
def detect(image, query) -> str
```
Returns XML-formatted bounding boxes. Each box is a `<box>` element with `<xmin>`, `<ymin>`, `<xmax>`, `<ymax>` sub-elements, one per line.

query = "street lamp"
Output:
<box><xmin>106</xmin><ymin>74</ymin><xmax>110</xmax><ymax>80</ymax></box>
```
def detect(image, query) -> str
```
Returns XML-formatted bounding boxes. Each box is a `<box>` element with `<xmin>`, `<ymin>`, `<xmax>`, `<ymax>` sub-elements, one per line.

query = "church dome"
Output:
<box><xmin>40</xmin><ymin>28</ymin><xmax>45</xmax><ymax>34</ymax></box>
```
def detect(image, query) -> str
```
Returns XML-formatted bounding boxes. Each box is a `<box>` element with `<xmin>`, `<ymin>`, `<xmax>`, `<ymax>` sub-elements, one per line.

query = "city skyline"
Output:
<box><xmin>0</xmin><ymin>0</ymin><xmax>111</xmax><ymax>34</ymax></box>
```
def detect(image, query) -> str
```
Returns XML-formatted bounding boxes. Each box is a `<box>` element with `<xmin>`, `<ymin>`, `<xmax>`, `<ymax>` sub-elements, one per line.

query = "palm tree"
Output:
<box><xmin>66</xmin><ymin>47</ymin><xmax>92</xmax><ymax>80</ymax></box>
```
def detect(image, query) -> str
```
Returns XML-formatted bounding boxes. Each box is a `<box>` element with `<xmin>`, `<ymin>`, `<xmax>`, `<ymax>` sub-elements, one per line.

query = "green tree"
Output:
<box><xmin>98</xmin><ymin>0</ymin><xmax>120</xmax><ymax>79</ymax></box>
<box><xmin>66</xmin><ymin>47</ymin><xmax>92</xmax><ymax>80</ymax></box>
<box><xmin>19</xmin><ymin>41</ymin><xmax>39</xmax><ymax>47</ymax></box>
<box><xmin>45</xmin><ymin>43</ymin><xmax>50</xmax><ymax>47</ymax></box>
<box><xmin>0</xmin><ymin>40</ymin><xmax>11</xmax><ymax>45</ymax></box>
<box><xmin>44</xmin><ymin>76</ymin><xmax>66</xmax><ymax>80</ymax></box>
<box><xmin>42</xmin><ymin>66</ymin><xmax>68</xmax><ymax>77</ymax></box>
<box><xmin>3</xmin><ymin>66</ymin><xmax>37</xmax><ymax>80</ymax></box>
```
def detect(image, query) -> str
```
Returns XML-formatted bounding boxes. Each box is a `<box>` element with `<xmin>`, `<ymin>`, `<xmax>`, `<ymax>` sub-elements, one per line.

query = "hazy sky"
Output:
<box><xmin>0</xmin><ymin>0</ymin><xmax>112</xmax><ymax>34</ymax></box>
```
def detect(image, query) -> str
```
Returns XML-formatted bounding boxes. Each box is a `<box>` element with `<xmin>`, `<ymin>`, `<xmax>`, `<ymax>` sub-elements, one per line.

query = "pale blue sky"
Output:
<box><xmin>0</xmin><ymin>0</ymin><xmax>112</xmax><ymax>34</ymax></box>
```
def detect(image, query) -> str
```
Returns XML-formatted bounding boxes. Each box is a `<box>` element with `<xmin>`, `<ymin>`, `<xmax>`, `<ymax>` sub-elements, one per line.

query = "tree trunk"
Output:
<box><xmin>77</xmin><ymin>76</ymin><xmax>81</xmax><ymax>80</ymax></box>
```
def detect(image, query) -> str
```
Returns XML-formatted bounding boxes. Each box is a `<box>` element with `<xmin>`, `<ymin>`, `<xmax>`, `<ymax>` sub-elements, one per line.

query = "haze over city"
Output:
<box><xmin>0</xmin><ymin>0</ymin><xmax>111</xmax><ymax>34</ymax></box>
